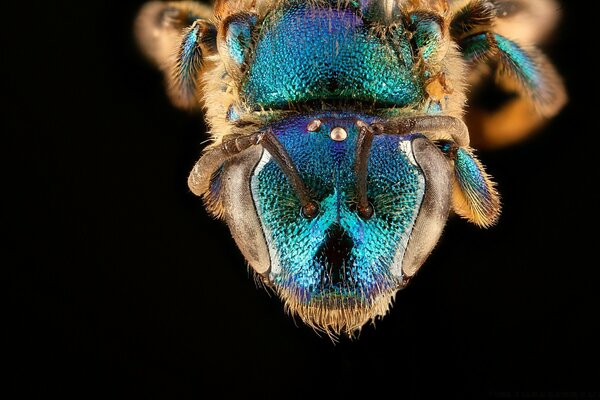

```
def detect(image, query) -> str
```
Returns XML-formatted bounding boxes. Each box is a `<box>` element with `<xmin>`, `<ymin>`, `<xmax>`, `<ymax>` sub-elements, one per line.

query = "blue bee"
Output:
<box><xmin>136</xmin><ymin>0</ymin><xmax>566</xmax><ymax>336</ymax></box>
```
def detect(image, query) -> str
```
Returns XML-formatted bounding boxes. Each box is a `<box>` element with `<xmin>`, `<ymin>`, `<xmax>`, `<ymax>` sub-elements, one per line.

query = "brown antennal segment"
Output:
<box><xmin>261</xmin><ymin>131</ymin><xmax>320</xmax><ymax>218</ymax></box>
<box><xmin>354</xmin><ymin>120</ymin><xmax>376</xmax><ymax>220</ymax></box>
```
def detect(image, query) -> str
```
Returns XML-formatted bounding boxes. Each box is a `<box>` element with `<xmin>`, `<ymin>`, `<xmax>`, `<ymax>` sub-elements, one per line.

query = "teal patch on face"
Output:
<box><xmin>243</xmin><ymin>2</ymin><xmax>422</xmax><ymax>108</ymax></box>
<box><xmin>251</xmin><ymin>113</ymin><xmax>425</xmax><ymax>306</ymax></box>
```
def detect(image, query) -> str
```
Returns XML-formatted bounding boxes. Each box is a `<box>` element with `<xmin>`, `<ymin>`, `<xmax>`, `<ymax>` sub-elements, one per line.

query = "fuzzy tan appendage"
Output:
<box><xmin>451</xmin><ymin>147</ymin><xmax>501</xmax><ymax>228</ymax></box>
<box><xmin>278</xmin><ymin>288</ymin><xmax>398</xmax><ymax>338</ymax></box>
<box><xmin>135</xmin><ymin>1</ymin><xmax>216</xmax><ymax>110</ymax></box>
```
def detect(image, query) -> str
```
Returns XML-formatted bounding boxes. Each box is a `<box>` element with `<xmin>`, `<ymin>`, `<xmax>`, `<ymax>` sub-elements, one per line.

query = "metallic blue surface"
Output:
<box><xmin>243</xmin><ymin>2</ymin><xmax>422</xmax><ymax>108</ymax></box>
<box><xmin>494</xmin><ymin>33</ymin><xmax>541</xmax><ymax>87</ymax></box>
<box><xmin>455</xmin><ymin>147</ymin><xmax>491</xmax><ymax>204</ymax></box>
<box><xmin>251</xmin><ymin>113</ymin><xmax>424</xmax><ymax>305</ymax></box>
<box><xmin>183</xmin><ymin>27</ymin><xmax>199</xmax><ymax>60</ymax></box>
<box><xmin>460</xmin><ymin>32</ymin><xmax>492</xmax><ymax>61</ymax></box>
<box><xmin>411</xmin><ymin>15</ymin><xmax>443</xmax><ymax>63</ymax></box>
<box><xmin>226</xmin><ymin>105</ymin><xmax>240</xmax><ymax>121</ymax></box>
<box><xmin>225</xmin><ymin>15</ymin><xmax>257</xmax><ymax>65</ymax></box>
<box><xmin>176</xmin><ymin>24</ymin><xmax>203</xmax><ymax>98</ymax></box>
<box><xmin>461</xmin><ymin>33</ymin><xmax>541</xmax><ymax>89</ymax></box>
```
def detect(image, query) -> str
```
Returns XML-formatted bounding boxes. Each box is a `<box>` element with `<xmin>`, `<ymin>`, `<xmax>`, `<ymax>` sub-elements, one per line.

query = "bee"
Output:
<box><xmin>135</xmin><ymin>0</ymin><xmax>566</xmax><ymax>336</ymax></box>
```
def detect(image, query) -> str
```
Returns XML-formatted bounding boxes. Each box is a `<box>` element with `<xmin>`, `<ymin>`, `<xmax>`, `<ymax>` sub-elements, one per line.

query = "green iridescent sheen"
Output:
<box><xmin>455</xmin><ymin>147</ymin><xmax>491</xmax><ymax>203</ymax></box>
<box><xmin>225</xmin><ymin>14</ymin><xmax>257</xmax><ymax>65</ymax></box>
<box><xmin>410</xmin><ymin>14</ymin><xmax>443</xmax><ymax>63</ymax></box>
<box><xmin>243</xmin><ymin>2</ymin><xmax>423</xmax><ymax>108</ymax></box>
<box><xmin>251</xmin><ymin>113</ymin><xmax>424</xmax><ymax>304</ymax></box>
<box><xmin>460</xmin><ymin>32</ymin><xmax>492</xmax><ymax>61</ymax></box>
<box><xmin>461</xmin><ymin>33</ymin><xmax>541</xmax><ymax>88</ymax></box>
<box><xmin>494</xmin><ymin>34</ymin><xmax>541</xmax><ymax>87</ymax></box>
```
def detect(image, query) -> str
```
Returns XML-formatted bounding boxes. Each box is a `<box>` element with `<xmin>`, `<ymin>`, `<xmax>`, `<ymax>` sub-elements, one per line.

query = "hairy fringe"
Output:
<box><xmin>278</xmin><ymin>287</ymin><xmax>398</xmax><ymax>338</ymax></box>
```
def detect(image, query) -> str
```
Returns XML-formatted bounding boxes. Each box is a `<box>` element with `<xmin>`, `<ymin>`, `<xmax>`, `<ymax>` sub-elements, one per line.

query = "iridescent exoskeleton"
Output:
<box><xmin>136</xmin><ymin>0</ymin><xmax>566</xmax><ymax>336</ymax></box>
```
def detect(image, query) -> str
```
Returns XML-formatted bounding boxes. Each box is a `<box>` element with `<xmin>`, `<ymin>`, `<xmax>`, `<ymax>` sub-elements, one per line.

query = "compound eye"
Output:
<box><xmin>401</xmin><ymin>137</ymin><xmax>453</xmax><ymax>278</ymax></box>
<box><xmin>189</xmin><ymin>146</ymin><xmax>272</xmax><ymax>276</ymax></box>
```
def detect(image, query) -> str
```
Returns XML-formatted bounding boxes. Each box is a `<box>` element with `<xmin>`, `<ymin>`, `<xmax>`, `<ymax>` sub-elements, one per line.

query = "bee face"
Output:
<box><xmin>136</xmin><ymin>0</ymin><xmax>566</xmax><ymax>336</ymax></box>
<box><xmin>211</xmin><ymin>113</ymin><xmax>452</xmax><ymax>334</ymax></box>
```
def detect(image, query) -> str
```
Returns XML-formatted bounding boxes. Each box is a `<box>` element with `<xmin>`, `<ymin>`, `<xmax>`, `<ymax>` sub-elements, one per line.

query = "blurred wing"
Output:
<box><xmin>491</xmin><ymin>0</ymin><xmax>561</xmax><ymax>44</ymax></box>
<box><xmin>135</xmin><ymin>1</ymin><xmax>217</xmax><ymax>110</ymax></box>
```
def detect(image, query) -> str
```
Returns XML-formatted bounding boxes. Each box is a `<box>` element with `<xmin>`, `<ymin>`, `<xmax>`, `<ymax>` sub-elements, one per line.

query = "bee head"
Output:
<box><xmin>138</xmin><ymin>0</ymin><xmax>565</xmax><ymax>336</ymax></box>
<box><xmin>195</xmin><ymin>114</ymin><xmax>458</xmax><ymax>335</ymax></box>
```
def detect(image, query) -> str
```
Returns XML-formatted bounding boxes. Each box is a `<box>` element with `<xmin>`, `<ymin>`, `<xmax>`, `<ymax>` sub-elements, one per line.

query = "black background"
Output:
<box><xmin>7</xmin><ymin>1</ymin><xmax>599</xmax><ymax>398</ymax></box>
